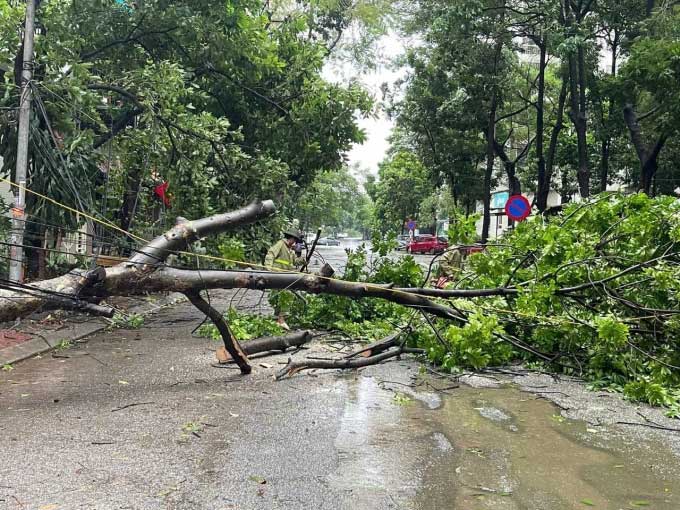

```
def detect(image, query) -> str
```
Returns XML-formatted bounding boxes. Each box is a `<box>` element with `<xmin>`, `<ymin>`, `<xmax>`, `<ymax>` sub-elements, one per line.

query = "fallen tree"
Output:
<box><xmin>2</xmin><ymin>194</ymin><xmax>679</xmax><ymax>417</ymax></box>
<box><xmin>0</xmin><ymin>200</ymin><xmax>461</xmax><ymax>375</ymax></box>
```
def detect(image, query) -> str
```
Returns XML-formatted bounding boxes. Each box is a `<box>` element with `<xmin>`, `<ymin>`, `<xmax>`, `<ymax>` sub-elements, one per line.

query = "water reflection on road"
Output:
<box><xmin>331</xmin><ymin>366</ymin><xmax>680</xmax><ymax>510</ymax></box>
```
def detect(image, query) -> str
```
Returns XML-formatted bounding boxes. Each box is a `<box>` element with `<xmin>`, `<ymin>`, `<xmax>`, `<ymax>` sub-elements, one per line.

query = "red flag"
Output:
<box><xmin>153</xmin><ymin>181</ymin><xmax>171</xmax><ymax>207</ymax></box>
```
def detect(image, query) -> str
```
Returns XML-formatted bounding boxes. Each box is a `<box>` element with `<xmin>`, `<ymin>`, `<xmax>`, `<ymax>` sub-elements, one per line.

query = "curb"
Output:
<box><xmin>0</xmin><ymin>293</ymin><xmax>186</xmax><ymax>367</ymax></box>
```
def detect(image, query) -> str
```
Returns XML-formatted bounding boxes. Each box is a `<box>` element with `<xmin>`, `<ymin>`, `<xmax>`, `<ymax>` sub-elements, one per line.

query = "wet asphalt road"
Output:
<box><xmin>0</xmin><ymin>289</ymin><xmax>446</xmax><ymax>510</ymax></box>
<box><xmin>3</xmin><ymin>246</ymin><xmax>679</xmax><ymax>509</ymax></box>
<box><xmin>308</xmin><ymin>243</ymin><xmax>434</xmax><ymax>275</ymax></box>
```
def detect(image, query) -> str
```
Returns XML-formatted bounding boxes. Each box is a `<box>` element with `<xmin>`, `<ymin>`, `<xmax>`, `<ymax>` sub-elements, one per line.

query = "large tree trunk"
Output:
<box><xmin>0</xmin><ymin>200</ymin><xmax>464</xmax><ymax>375</ymax></box>
<box><xmin>482</xmin><ymin>38</ymin><xmax>503</xmax><ymax>243</ymax></box>
<box><xmin>482</xmin><ymin>98</ymin><xmax>496</xmax><ymax>243</ymax></box>
<box><xmin>569</xmin><ymin>52</ymin><xmax>589</xmax><ymax>198</ymax></box>
<box><xmin>622</xmin><ymin>104</ymin><xmax>667</xmax><ymax>195</ymax></box>
<box><xmin>599</xmin><ymin>35</ymin><xmax>618</xmax><ymax>193</ymax></box>
<box><xmin>540</xmin><ymin>74</ymin><xmax>568</xmax><ymax>212</ymax></box>
<box><xmin>564</xmin><ymin>1</ymin><xmax>590</xmax><ymax>198</ymax></box>
<box><xmin>535</xmin><ymin>39</ymin><xmax>547</xmax><ymax>210</ymax></box>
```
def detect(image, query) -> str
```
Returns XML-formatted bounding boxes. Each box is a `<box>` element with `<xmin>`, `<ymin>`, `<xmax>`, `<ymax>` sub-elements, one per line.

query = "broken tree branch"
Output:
<box><xmin>276</xmin><ymin>346</ymin><xmax>412</xmax><ymax>380</ymax></box>
<box><xmin>185</xmin><ymin>290</ymin><xmax>251</xmax><ymax>374</ymax></box>
<box><xmin>108</xmin><ymin>267</ymin><xmax>463</xmax><ymax>321</ymax></box>
<box><xmin>344</xmin><ymin>330</ymin><xmax>407</xmax><ymax>359</ymax></box>
<box><xmin>216</xmin><ymin>330</ymin><xmax>313</xmax><ymax>362</ymax></box>
<box><xmin>129</xmin><ymin>200</ymin><xmax>276</xmax><ymax>266</ymax></box>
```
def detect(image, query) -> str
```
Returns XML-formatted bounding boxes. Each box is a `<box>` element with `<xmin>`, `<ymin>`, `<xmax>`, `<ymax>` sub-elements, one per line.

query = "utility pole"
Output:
<box><xmin>9</xmin><ymin>0</ymin><xmax>36</xmax><ymax>282</ymax></box>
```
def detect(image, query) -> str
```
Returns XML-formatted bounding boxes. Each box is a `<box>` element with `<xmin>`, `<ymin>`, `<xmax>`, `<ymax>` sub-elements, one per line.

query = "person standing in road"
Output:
<box><xmin>265</xmin><ymin>228</ymin><xmax>305</xmax><ymax>271</ymax></box>
<box><xmin>265</xmin><ymin>228</ymin><xmax>305</xmax><ymax>329</ymax></box>
<box><xmin>436</xmin><ymin>245</ymin><xmax>467</xmax><ymax>288</ymax></box>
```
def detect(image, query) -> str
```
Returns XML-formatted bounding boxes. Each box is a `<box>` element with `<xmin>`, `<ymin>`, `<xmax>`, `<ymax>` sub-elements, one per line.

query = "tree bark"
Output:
<box><xmin>541</xmin><ymin>75</ymin><xmax>568</xmax><ymax>212</ymax></box>
<box><xmin>0</xmin><ymin>201</ymin><xmax>463</xmax><ymax>326</ymax></box>
<box><xmin>599</xmin><ymin>34</ymin><xmax>618</xmax><ymax>193</ymax></box>
<box><xmin>535</xmin><ymin>39</ymin><xmax>547</xmax><ymax>210</ymax></box>
<box><xmin>482</xmin><ymin>31</ymin><xmax>504</xmax><ymax>243</ymax></box>
<box><xmin>185</xmin><ymin>290</ymin><xmax>251</xmax><ymax>374</ymax></box>
<box><xmin>564</xmin><ymin>1</ymin><xmax>590</xmax><ymax>198</ymax></box>
<box><xmin>622</xmin><ymin>104</ymin><xmax>668</xmax><ymax>194</ymax></box>
<box><xmin>492</xmin><ymin>138</ymin><xmax>524</xmax><ymax>196</ymax></box>
<box><xmin>276</xmin><ymin>346</ymin><xmax>422</xmax><ymax>380</ymax></box>
<box><xmin>571</xmin><ymin>50</ymin><xmax>590</xmax><ymax>198</ymax></box>
<box><xmin>482</xmin><ymin>108</ymin><xmax>495</xmax><ymax>244</ymax></box>
<box><xmin>216</xmin><ymin>330</ymin><xmax>313</xmax><ymax>362</ymax></box>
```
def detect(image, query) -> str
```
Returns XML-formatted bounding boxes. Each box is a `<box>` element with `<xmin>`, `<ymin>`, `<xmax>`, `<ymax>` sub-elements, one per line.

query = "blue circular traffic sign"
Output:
<box><xmin>406</xmin><ymin>220</ymin><xmax>417</xmax><ymax>230</ymax></box>
<box><xmin>504</xmin><ymin>195</ymin><xmax>531</xmax><ymax>221</ymax></box>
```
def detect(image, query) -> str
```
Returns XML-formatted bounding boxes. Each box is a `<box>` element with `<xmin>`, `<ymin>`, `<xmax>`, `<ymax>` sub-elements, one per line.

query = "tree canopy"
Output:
<box><xmin>367</xmin><ymin>0</ymin><xmax>680</xmax><ymax>240</ymax></box>
<box><xmin>0</xmin><ymin>0</ymin><xmax>382</xmax><ymax>267</ymax></box>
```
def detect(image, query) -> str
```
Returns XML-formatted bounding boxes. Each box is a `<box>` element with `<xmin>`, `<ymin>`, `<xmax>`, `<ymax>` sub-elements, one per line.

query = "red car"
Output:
<box><xmin>407</xmin><ymin>235</ymin><xmax>448</xmax><ymax>254</ymax></box>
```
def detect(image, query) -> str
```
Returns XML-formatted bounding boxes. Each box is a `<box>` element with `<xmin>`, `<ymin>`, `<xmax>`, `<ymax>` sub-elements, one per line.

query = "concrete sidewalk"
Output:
<box><xmin>0</xmin><ymin>292</ymin><xmax>186</xmax><ymax>367</ymax></box>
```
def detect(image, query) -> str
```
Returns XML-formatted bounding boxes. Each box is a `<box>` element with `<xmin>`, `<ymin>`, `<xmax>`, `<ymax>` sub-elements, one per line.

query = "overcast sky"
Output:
<box><xmin>322</xmin><ymin>33</ymin><xmax>407</xmax><ymax>179</ymax></box>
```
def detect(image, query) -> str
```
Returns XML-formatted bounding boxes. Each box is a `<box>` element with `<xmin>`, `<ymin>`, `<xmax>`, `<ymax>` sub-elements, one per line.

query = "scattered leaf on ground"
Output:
<box><xmin>249</xmin><ymin>475</ymin><xmax>267</xmax><ymax>484</ymax></box>
<box><xmin>392</xmin><ymin>392</ymin><xmax>412</xmax><ymax>406</ymax></box>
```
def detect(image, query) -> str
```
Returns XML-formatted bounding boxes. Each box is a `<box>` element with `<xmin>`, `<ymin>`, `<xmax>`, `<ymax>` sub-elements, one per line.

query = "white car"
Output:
<box><xmin>316</xmin><ymin>237</ymin><xmax>341</xmax><ymax>246</ymax></box>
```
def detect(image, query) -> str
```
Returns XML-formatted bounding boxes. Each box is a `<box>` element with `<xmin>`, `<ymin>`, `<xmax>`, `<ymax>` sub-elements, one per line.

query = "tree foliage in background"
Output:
<box><xmin>0</xmin><ymin>0</ymin><xmax>382</xmax><ymax>267</ymax></box>
<box><xmin>370</xmin><ymin>151</ymin><xmax>430</xmax><ymax>234</ymax></box>
<box><xmin>384</xmin><ymin>0</ymin><xmax>680</xmax><ymax>239</ymax></box>
<box><xmin>297</xmin><ymin>166</ymin><xmax>372</xmax><ymax>237</ymax></box>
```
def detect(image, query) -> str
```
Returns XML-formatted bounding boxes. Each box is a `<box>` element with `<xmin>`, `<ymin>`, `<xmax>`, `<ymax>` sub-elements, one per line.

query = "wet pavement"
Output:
<box><xmin>309</xmin><ymin>243</ymin><xmax>434</xmax><ymax>275</ymax></box>
<box><xmin>2</xmin><ymin>262</ymin><xmax>680</xmax><ymax>509</ymax></box>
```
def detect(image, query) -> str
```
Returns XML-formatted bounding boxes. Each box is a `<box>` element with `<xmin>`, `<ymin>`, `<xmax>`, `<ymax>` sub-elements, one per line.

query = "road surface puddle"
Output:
<box><xmin>330</xmin><ymin>370</ymin><xmax>679</xmax><ymax>509</ymax></box>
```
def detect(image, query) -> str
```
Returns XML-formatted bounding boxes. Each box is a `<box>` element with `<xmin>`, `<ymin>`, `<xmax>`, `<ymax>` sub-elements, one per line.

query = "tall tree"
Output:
<box><xmin>372</xmin><ymin>151</ymin><xmax>431</xmax><ymax>234</ymax></box>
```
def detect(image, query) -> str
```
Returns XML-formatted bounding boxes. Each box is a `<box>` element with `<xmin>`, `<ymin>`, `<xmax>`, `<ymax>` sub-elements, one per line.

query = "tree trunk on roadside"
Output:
<box><xmin>564</xmin><ymin>1</ymin><xmax>590</xmax><ymax>198</ymax></box>
<box><xmin>622</xmin><ymin>104</ymin><xmax>667</xmax><ymax>195</ymax></box>
<box><xmin>599</xmin><ymin>35</ymin><xmax>618</xmax><ymax>193</ymax></box>
<box><xmin>535</xmin><ymin>39</ymin><xmax>547</xmax><ymax>209</ymax></box>
<box><xmin>482</xmin><ymin>95</ymin><xmax>497</xmax><ymax>244</ymax></box>
<box><xmin>482</xmin><ymin>34</ymin><xmax>503</xmax><ymax>243</ymax></box>
<box><xmin>541</xmin><ymin>73</ymin><xmax>568</xmax><ymax>212</ymax></box>
<box><xmin>569</xmin><ymin>51</ymin><xmax>589</xmax><ymax>198</ymax></box>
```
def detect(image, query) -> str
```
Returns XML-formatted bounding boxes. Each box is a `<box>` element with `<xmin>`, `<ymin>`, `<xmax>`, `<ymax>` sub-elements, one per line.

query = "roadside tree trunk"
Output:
<box><xmin>482</xmin><ymin>36</ymin><xmax>504</xmax><ymax>243</ymax></box>
<box><xmin>599</xmin><ymin>34</ymin><xmax>618</xmax><ymax>193</ymax></box>
<box><xmin>540</xmin><ymin>74</ymin><xmax>568</xmax><ymax>212</ymax></box>
<box><xmin>622</xmin><ymin>104</ymin><xmax>667</xmax><ymax>195</ymax></box>
<box><xmin>482</xmin><ymin>96</ymin><xmax>496</xmax><ymax>244</ymax></box>
<box><xmin>535</xmin><ymin>39</ymin><xmax>548</xmax><ymax>209</ymax></box>
<box><xmin>563</xmin><ymin>0</ymin><xmax>591</xmax><ymax>198</ymax></box>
